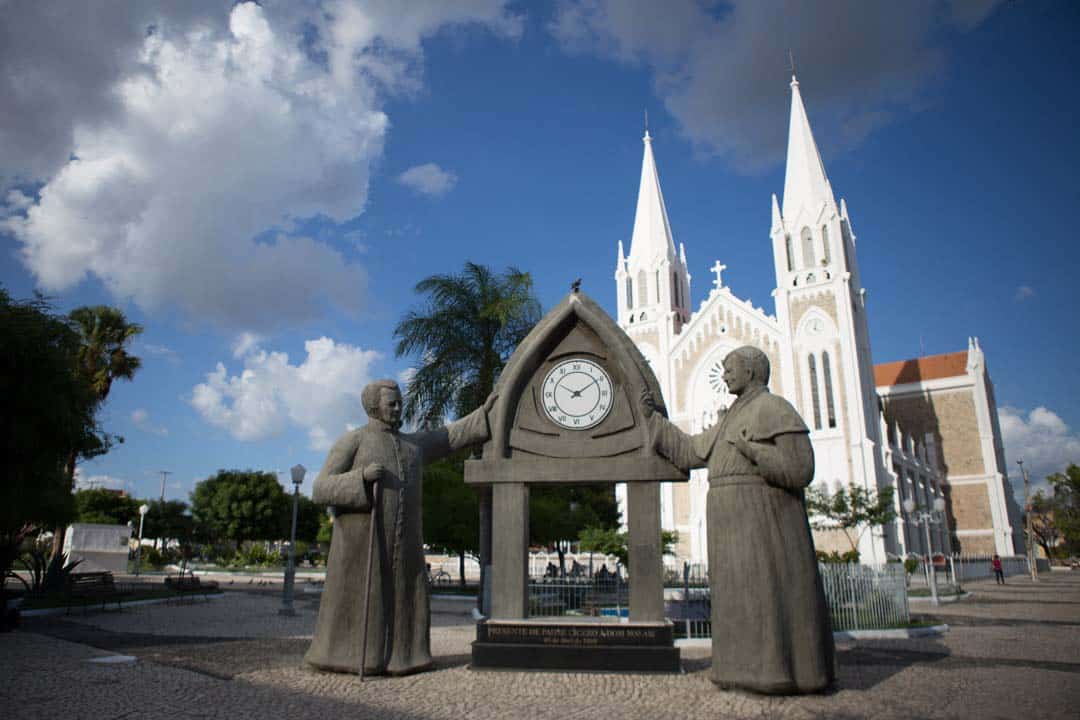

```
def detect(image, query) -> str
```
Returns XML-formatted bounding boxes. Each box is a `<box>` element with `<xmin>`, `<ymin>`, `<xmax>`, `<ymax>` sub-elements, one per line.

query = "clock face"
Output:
<box><xmin>807</xmin><ymin>317</ymin><xmax>825</xmax><ymax>335</ymax></box>
<box><xmin>541</xmin><ymin>358</ymin><xmax>614</xmax><ymax>430</ymax></box>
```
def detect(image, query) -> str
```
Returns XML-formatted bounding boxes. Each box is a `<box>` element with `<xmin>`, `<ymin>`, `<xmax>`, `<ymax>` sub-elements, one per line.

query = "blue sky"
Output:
<box><xmin>2</xmin><ymin>1</ymin><xmax>1077</xmax><ymax>503</ymax></box>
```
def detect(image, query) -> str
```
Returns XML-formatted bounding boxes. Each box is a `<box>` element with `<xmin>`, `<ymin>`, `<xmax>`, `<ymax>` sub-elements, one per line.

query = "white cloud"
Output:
<box><xmin>191</xmin><ymin>336</ymin><xmax>381</xmax><ymax>450</ymax></box>
<box><xmin>550</xmin><ymin>0</ymin><xmax>1004</xmax><ymax>172</ymax></box>
<box><xmin>231</xmin><ymin>332</ymin><xmax>264</xmax><ymax>359</ymax></box>
<box><xmin>74</xmin><ymin>467</ymin><xmax>131</xmax><ymax>492</ymax></box>
<box><xmin>1</xmin><ymin>1</ymin><xmax>519</xmax><ymax>331</ymax></box>
<box><xmin>1014</xmin><ymin>285</ymin><xmax>1035</xmax><ymax>302</ymax></box>
<box><xmin>999</xmin><ymin>405</ymin><xmax>1080</xmax><ymax>496</ymax></box>
<box><xmin>141</xmin><ymin>343</ymin><xmax>179</xmax><ymax>365</ymax></box>
<box><xmin>131</xmin><ymin>408</ymin><xmax>168</xmax><ymax>436</ymax></box>
<box><xmin>397</xmin><ymin>163</ymin><xmax>459</xmax><ymax>197</ymax></box>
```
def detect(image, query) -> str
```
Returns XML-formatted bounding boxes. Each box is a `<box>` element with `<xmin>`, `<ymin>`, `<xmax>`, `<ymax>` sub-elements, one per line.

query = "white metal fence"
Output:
<box><xmin>947</xmin><ymin>553</ymin><xmax>1029</xmax><ymax>583</ymax></box>
<box><xmin>819</xmin><ymin>562</ymin><xmax>909</xmax><ymax>631</ymax></box>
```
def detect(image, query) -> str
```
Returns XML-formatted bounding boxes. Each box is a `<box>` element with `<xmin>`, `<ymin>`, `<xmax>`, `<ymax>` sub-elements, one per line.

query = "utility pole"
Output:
<box><xmin>1017</xmin><ymin>459</ymin><xmax>1038</xmax><ymax>582</ymax></box>
<box><xmin>159</xmin><ymin>470</ymin><xmax>171</xmax><ymax>502</ymax></box>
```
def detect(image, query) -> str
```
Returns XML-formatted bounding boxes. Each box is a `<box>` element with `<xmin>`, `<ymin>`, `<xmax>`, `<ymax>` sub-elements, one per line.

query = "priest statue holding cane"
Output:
<box><xmin>305</xmin><ymin>379</ymin><xmax>497</xmax><ymax>677</ymax></box>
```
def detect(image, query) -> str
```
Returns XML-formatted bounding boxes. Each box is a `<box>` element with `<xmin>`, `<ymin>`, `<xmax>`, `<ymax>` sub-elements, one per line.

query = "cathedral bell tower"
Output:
<box><xmin>615</xmin><ymin>129</ymin><xmax>691</xmax><ymax>395</ymax></box>
<box><xmin>770</xmin><ymin>74</ymin><xmax>892</xmax><ymax>562</ymax></box>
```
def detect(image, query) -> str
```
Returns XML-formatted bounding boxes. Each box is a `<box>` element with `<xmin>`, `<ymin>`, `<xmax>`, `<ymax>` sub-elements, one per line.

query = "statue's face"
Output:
<box><xmin>722</xmin><ymin>354</ymin><xmax>753</xmax><ymax>396</ymax></box>
<box><xmin>376</xmin><ymin>387</ymin><xmax>403</xmax><ymax>428</ymax></box>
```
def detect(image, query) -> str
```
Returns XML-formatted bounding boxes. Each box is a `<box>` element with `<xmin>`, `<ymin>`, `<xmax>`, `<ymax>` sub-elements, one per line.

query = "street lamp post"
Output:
<box><xmin>1017</xmin><ymin>459</ymin><xmax>1039</xmax><ymax>582</ymax></box>
<box><xmin>135</xmin><ymin>504</ymin><xmax>149</xmax><ymax>577</ymax></box>
<box><xmin>280</xmin><ymin>464</ymin><xmax>306</xmax><ymax>616</ymax></box>
<box><xmin>904</xmin><ymin>496</ymin><xmax>947</xmax><ymax>606</ymax></box>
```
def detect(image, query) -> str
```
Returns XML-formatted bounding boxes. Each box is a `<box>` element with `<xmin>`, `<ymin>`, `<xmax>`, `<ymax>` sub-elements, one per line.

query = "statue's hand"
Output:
<box><xmin>362</xmin><ymin>463</ymin><xmax>385</xmax><ymax>483</ymax></box>
<box><xmin>728</xmin><ymin>428</ymin><xmax>758</xmax><ymax>462</ymax></box>
<box><xmin>640</xmin><ymin>388</ymin><xmax>657</xmax><ymax>419</ymax></box>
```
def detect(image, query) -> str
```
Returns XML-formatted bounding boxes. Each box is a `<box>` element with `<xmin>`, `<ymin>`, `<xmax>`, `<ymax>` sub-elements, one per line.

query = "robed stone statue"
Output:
<box><xmin>305</xmin><ymin>379</ymin><xmax>494</xmax><ymax>676</ymax></box>
<box><xmin>642</xmin><ymin>346</ymin><xmax>835</xmax><ymax>694</ymax></box>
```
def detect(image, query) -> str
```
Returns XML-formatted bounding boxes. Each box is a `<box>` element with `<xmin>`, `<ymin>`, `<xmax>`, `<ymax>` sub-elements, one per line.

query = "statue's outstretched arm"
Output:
<box><xmin>640</xmin><ymin>388</ymin><xmax>710</xmax><ymax>471</ymax></box>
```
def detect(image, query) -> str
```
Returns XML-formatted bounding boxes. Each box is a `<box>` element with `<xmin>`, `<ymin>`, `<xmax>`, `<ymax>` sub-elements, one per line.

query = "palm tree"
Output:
<box><xmin>394</xmin><ymin>262</ymin><xmax>541</xmax><ymax>608</ymax></box>
<box><xmin>49</xmin><ymin>306</ymin><xmax>143</xmax><ymax>560</ymax></box>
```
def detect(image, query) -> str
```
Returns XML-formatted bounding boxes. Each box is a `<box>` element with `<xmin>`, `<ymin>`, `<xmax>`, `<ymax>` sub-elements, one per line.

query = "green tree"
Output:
<box><xmin>805</xmin><ymin>484</ymin><xmax>897</xmax><ymax>560</ymax></box>
<box><xmin>394</xmin><ymin>263</ymin><xmax>541</xmax><ymax>604</ymax></box>
<box><xmin>530</xmin><ymin>484</ymin><xmax>620</xmax><ymax>574</ymax></box>
<box><xmin>1028</xmin><ymin>489</ymin><xmax>1061</xmax><ymax>560</ymax></box>
<box><xmin>1040</xmin><ymin>464</ymin><xmax>1080</xmax><ymax>556</ymax></box>
<box><xmin>578</xmin><ymin>526</ymin><xmax>679</xmax><ymax>568</ymax></box>
<box><xmin>73</xmin><ymin>488</ymin><xmax>140</xmax><ymax>525</ymax></box>
<box><xmin>422</xmin><ymin>451</ymin><xmax>478</xmax><ymax>585</ymax></box>
<box><xmin>50</xmin><ymin>305</ymin><xmax>143</xmax><ymax>559</ymax></box>
<box><xmin>0</xmin><ymin>289</ymin><xmax>98</xmax><ymax>608</ymax></box>
<box><xmin>190</xmin><ymin>470</ymin><xmax>290</xmax><ymax>549</ymax></box>
<box><xmin>295</xmin><ymin>494</ymin><xmax>325</xmax><ymax>545</ymax></box>
<box><xmin>142</xmin><ymin>499</ymin><xmax>194</xmax><ymax>547</ymax></box>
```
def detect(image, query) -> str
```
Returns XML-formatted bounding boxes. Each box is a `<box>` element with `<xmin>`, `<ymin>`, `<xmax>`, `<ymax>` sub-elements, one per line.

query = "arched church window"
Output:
<box><xmin>672</xmin><ymin>272</ymin><xmax>678</xmax><ymax>307</ymax></box>
<box><xmin>637</xmin><ymin>270</ymin><xmax>647</xmax><ymax>306</ymax></box>
<box><xmin>821</xmin><ymin>225</ymin><xmax>831</xmax><ymax>265</ymax></box>
<box><xmin>785</xmin><ymin>234</ymin><xmax>795</xmax><ymax>272</ymax></box>
<box><xmin>625</xmin><ymin>277</ymin><xmax>633</xmax><ymax>309</ymax></box>
<box><xmin>801</xmin><ymin>227</ymin><xmax>815</xmax><ymax>269</ymax></box>
<box><xmin>807</xmin><ymin>354</ymin><xmax>822</xmax><ymax>430</ymax></box>
<box><xmin>822</xmin><ymin>351</ymin><xmax>837</xmax><ymax>428</ymax></box>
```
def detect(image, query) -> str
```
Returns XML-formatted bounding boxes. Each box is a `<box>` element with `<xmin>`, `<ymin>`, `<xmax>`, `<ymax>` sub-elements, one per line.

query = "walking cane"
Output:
<box><xmin>359</xmin><ymin>478</ymin><xmax>380</xmax><ymax>681</ymax></box>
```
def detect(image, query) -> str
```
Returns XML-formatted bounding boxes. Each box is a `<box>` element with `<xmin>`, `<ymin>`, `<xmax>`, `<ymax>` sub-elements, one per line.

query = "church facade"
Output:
<box><xmin>613</xmin><ymin>76</ymin><xmax>1023</xmax><ymax>564</ymax></box>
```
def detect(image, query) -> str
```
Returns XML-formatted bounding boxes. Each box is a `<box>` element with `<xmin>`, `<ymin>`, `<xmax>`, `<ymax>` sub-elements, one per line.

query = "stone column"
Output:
<box><xmin>627</xmin><ymin>481</ymin><xmax>664</xmax><ymax>622</ymax></box>
<box><xmin>491</xmin><ymin>482</ymin><xmax>529</xmax><ymax>619</ymax></box>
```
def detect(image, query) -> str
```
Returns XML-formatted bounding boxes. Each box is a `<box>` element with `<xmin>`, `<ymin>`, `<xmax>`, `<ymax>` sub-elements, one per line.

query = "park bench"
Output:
<box><xmin>66</xmin><ymin>571</ymin><xmax>131</xmax><ymax>614</ymax></box>
<box><xmin>164</xmin><ymin>574</ymin><xmax>220</xmax><ymax>603</ymax></box>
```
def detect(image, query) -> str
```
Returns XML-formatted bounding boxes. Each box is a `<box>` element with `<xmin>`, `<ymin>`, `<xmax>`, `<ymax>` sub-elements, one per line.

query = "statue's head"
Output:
<box><xmin>362</xmin><ymin>379</ymin><xmax>403</xmax><ymax>429</ymax></box>
<box><xmin>722</xmin><ymin>346</ymin><xmax>770</xmax><ymax>396</ymax></box>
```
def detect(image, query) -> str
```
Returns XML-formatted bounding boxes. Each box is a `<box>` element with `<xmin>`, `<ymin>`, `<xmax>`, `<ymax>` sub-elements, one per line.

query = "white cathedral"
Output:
<box><xmin>613</xmin><ymin>76</ymin><xmax>1024</xmax><ymax>565</ymax></box>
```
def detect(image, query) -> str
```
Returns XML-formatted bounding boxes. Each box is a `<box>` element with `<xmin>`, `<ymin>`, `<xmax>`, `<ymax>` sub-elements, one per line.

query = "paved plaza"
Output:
<box><xmin>2</xmin><ymin>572</ymin><xmax>1078</xmax><ymax>719</ymax></box>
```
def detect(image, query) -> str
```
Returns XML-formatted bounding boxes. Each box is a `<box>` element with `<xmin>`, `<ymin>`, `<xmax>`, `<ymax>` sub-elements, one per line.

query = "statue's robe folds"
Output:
<box><xmin>305</xmin><ymin>409</ymin><xmax>488</xmax><ymax>676</ymax></box>
<box><xmin>649</xmin><ymin>386</ymin><xmax>835</xmax><ymax>694</ymax></box>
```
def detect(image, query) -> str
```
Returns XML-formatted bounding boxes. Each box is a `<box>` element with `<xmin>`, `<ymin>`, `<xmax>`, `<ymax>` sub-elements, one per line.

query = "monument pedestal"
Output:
<box><xmin>471</xmin><ymin>619</ymin><xmax>681</xmax><ymax>673</ymax></box>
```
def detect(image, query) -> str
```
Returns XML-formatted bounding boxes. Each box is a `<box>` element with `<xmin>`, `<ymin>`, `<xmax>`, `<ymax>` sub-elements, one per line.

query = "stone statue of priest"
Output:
<box><xmin>642</xmin><ymin>346</ymin><xmax>835</xmax><ymax>694</ymax></box>
<box><xmin>305</xmin><ymin>379</ymin><xmax>495</xmax><ymax>676</ymax></box>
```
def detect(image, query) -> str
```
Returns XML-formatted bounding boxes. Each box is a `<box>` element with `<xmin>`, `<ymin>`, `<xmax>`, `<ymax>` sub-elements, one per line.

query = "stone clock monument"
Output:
<box><xmin>466</xmin><ymin>288</ymin><xmax>687</xmax><ymax>672</ymax></box>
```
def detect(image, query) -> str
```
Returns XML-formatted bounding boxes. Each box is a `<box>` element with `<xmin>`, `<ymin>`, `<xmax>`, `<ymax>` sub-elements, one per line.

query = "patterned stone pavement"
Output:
<box><xmin>3</xmin><ymin>573</ymin><xmax>1078</xmax><ymax>719</ymax></box>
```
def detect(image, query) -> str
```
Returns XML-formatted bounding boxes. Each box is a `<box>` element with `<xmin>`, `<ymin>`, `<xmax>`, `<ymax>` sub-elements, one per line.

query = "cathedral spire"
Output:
<box><xmin>628</xmin><ymin>130</ymin><xmax>677</xmax><ymax>264</ymax></box>
<box><xmin>782</xmin><ymin>75</ymin><xmax>836</xmax><ymax>222</ymax></box>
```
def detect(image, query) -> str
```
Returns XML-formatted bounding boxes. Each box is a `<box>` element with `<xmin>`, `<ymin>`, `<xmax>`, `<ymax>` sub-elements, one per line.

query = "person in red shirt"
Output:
<box><xmin>992</xmin><ymin>554</ymin><xmax>1005</xmax><ymax>585</ymax></box>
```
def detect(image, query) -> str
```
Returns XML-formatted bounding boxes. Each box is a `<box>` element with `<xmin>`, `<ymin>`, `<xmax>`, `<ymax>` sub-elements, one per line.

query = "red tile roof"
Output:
<box><xmin>874</xmin><ymin>350</ymin><xmax>969</xmax><ymax>387</ymax></box>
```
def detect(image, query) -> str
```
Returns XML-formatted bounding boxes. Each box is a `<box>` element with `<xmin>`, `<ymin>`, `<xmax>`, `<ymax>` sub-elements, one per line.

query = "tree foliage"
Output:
<box><xmin>1030</xmin><ymin>464</ymin><xmax>1080</xmax><ymax>558</ymax></box>
<box><xmin>190</xmin><ymin>470</ymin><xmax>290</xmax><ymax>547</ymax></box>
<box><xmin>0</xmin><ymin>289</ymin><xmax>100</xmax><ymax>602</ymax></box>
<box><xmin>422</xmin><ymin>450</ymin><xmax>478</xmax><ymax>584</ymax></box>
<box><xmin>394</xmin><ymin>262</ymin><xmax>542</xmax><ymax>598</ymax></box>
<box><xmin>394</xmin><ymin>262</ymin><xmax>541</xmax><ymax>428</ymax></box>
<box><xmin>530</xmin><ymin>484</ymin><xmax>620</xmax><ymax>548</ymax></box>
<box><xmin>73</xmin><ymin>488</ymin><xmax>140</xmax><ymax>525</ymax></box>
<box><xmin>142</xmin><ymin>499</ymin><xmax>194</xmax><ymax>545</ymax></box>
<box><xmin>578</xmin><ymin>526</ymin><xmax>679</xmax><ymax>568</ymax></box>
<box><xmin>805</xmin><ymin>484</ymin><xmax>896</xmax><ymax>557</ymax></box>
<box><xmin>50</xmin><ymin>304</ymin><xmax>143</xmax><ymax>559</ymax></box>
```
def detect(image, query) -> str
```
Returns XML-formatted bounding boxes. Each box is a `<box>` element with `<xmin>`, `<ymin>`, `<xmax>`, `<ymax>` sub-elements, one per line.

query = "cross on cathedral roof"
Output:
<box><xmin>710</xmin><ymin>261</ymin><xmax>727</xmax><ymax>289</ymax></box>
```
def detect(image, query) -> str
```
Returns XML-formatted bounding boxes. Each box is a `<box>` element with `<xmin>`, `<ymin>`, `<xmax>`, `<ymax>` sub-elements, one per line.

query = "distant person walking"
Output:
<box><xmin>992</xmin><ymin>554</ymin><xmax>1005</xmax><ymax>585</ymax></box>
